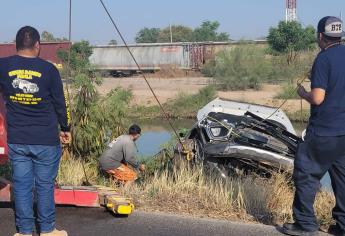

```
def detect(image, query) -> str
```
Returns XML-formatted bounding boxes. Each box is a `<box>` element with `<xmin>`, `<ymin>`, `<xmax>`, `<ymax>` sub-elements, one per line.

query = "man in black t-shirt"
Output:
<box><xmin>0</xmin><ymin>26</ymin><xmax>70</xmax><ymax>236</ymax></box>
<box><xmin>282</xmin><ymin>17</ymin><xmax>345</xmax><ymax>236</ymax></box>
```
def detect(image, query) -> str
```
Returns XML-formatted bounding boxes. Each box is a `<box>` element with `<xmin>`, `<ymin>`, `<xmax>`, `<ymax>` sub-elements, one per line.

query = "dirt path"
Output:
<box><xmin>98</xmin><ymin>77</ymin><xmax>309</xmax><ymax>114</ymax></box>
<box><xmin>98</xmin><ymin>76</ymin><xmax>210</xmax><ymax>106</ymax></box>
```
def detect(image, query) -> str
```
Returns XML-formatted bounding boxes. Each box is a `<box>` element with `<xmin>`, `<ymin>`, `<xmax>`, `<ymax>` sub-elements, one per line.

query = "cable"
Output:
<box><xmin>264</xmin><ymin>74</ymin><xmax>308</xmax><ymax>120</ymax></box>
<box><xmin>98</xmin><ymin>0</ymin><xmax>185</xmax><ymax>148</ymax></box>
<box><xmin>300</xmin><ymin>98</ymin><xmax>304</xmax><ymax>124</ymax></box>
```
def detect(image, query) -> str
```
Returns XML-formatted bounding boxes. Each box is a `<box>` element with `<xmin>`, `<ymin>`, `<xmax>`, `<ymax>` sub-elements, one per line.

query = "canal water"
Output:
<box><xmin>136</xmin><ymin>119</ymin><xmax>332</xmax><ymax>191</ymax></box>
<box><xmin>135</xmin><ymin>119</ymin><xmax>195</xmax><ymax>157</ymax></box>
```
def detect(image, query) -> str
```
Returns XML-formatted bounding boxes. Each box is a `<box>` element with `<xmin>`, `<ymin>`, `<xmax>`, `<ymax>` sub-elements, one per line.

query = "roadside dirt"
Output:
<box><xmin>98</xmin><ymin>76</ymin><xmax>210</xmax><ymax>106</ymax></box>
<box><xmin>97</xmin><ymin>76</ymin><xmax>309</xmax><ymax>114</ymax></box>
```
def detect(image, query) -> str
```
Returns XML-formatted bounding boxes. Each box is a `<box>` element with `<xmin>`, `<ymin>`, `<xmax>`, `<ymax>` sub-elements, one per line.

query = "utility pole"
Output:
<box><xmin>170</xmin><ymin>23</ymin><xmax>173</xmax><ymax>43</ymax></box>
<box><xmin>286</xmin><ymin>0</ymin><xmax>297</xmax><ymax>22</ymax></box>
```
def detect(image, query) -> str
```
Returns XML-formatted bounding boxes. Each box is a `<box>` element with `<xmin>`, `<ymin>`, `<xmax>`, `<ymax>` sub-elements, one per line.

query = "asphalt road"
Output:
<box><xmin>0</xmin><ymin>205</ymin><xmax>324</xmax><ymax>236</ymax></box>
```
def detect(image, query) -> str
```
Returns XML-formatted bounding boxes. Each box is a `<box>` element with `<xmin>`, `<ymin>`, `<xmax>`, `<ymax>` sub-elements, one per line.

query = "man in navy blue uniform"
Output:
<box><xmin>0</xmin><ymin>26</ymin><xmax>71</xmax><ymax>236</ymax></box>
<box><xmin>283</xmin><ymin>17</ymin><xmax>345</xmax><ymax>236</ymax></box>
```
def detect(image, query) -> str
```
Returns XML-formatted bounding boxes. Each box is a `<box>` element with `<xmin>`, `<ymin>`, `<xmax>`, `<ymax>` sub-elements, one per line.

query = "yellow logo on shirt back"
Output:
<box><xmin>8</xmin><ymin>70</ymin><xmax>42</xmax><ymax>80</ymax></box>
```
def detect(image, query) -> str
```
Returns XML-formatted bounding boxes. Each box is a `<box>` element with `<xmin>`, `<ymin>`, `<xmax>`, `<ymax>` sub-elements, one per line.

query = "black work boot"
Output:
<box><xmin>282</xmin><ymin>223</ymin><xmax>319</xmax><ymax>236</ymax></box>
<box><xmin>328</xmin><ymin>224</ymin><xmax>345</xmax><ymax>236</ymax></box>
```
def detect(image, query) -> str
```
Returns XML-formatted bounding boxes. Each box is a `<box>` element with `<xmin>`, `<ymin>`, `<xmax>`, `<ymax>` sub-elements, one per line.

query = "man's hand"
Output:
<box><xmin>60</xmin><ymin>132</ymin><xmax>72</xmax><ymax>144</ymax></box>
<box><xmin>297</xmin><ymin>85</ymin><xmax>308</xmax><ymax>98</ymax></box>
<box><xmin>297</xmin><ymin>82</ymin><xmax>326</xmax><ymax>105</ymax></box>
<box><xmin>139</xmin><ymin>164</ymin><xmax>145</xmax><ymax>172</ymax></box>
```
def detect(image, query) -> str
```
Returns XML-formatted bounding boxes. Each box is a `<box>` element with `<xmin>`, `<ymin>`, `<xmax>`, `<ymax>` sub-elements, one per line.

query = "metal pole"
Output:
<box><xmin>170</xmin><ymin>23</ymin><xmax>173</xmax><ymax>43</ymax></box>
<box><xmin>69</xmin><ymin>0</ymin><xmax>72</xmax><ymax>42</ymax></box>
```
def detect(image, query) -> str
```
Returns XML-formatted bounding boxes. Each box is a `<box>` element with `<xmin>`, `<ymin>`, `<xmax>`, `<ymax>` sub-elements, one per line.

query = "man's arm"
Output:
<box><xmin>123</xmin><ymin>141</ymin><xmax>140</xmax><ymax>169</ymax></box>
<box><xmin>299</xmin><ymin>54</ymin><xmax>328</xmax><ymax>106</ymax></box>
<box><xmin>298</xmin><ymin>86</ymin><xmax>326</xmax><ymax>105</ymax></box>
<box><xmin>50</xmin><ymin>66</ymin><xmax>71</xmax><ymax>143</ymax></box>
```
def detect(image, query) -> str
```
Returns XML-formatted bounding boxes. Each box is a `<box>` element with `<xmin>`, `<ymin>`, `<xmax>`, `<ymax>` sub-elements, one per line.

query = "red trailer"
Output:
<box><xmin>0</xmin><ymin>42</ymin><xmax>71</xmax><ymax>69</ymax></box>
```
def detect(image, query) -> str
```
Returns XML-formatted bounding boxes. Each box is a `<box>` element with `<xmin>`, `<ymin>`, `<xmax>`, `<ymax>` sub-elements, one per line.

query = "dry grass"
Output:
<box><xmin>152</xmin><ymin>65</ymin><xmax>201</xmax><ymax>78</ymax></box>
<box><xmin>57</xmin><ymin>156</ymin><xmax>107</xmax><ymax>186</ymax></box>
<box><xmin>120</xmin><ymin>163</ymin><xmax>246</xmax><ymax>221</ymax></box>
<box><xmin>57</xmin><ymin>157</ymin><xmax>335</xmax><ymax>230</ymax></box>
<box><xmin>267</xmin><ymin>173</ymin><xmax>335</xmax><ymax>230</ymax></box>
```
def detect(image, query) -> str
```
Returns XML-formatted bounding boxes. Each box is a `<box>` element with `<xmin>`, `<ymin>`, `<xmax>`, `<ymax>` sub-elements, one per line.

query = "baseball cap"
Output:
<box><xmin>318</xmin><ymin>16</ymin><xmax>345</xmax><ymax>38</ymax></box>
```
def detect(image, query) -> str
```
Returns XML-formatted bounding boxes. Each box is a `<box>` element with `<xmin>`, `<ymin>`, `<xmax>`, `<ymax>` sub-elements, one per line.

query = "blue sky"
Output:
<box><xmin>0</xmin><ymin>0</ymin><xmax>344</xmax><ymax>44</ymax></box>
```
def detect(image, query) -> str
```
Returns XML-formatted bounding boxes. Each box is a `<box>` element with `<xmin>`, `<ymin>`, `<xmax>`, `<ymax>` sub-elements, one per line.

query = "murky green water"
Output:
<box><xmin>134</xmin><ymin>119</ymin><xmax>195</xmax><ymax>157</ymax></box>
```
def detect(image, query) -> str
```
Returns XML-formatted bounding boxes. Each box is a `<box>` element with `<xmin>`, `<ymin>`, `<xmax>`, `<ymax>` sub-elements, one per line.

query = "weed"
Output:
<box><xmin>213</xmin><ymin>46</ymin><xmax>271</xmax><ymax>90</ymax></box>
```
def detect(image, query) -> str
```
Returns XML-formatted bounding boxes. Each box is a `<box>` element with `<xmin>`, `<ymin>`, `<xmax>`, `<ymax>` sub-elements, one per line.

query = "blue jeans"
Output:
<box><xmin>293</xmin><ymin>133</ymin><xmax>345</xmax><ymax>231</ymax></box>
<box><xmin>9</xmin><ymin>144</ymin><xmax>62</xmax><ymax>234</ymax></box>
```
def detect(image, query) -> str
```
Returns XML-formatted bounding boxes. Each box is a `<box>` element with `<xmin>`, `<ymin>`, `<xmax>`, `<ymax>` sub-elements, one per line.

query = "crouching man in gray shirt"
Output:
<box><xmin>100</xmin><ymin>124</ymin><xmax>145</xmax><ymax>183</ymax></box>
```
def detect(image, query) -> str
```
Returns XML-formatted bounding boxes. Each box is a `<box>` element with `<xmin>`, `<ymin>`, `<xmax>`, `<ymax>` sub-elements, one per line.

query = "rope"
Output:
<box><xmin>300</xmin><ymin>98</ymin><xmax>304</xmax><ymax>124</ymax></box>
<box><xmin>264</xmin><ymin>75</ymin><xmax>308</xmax><ymax>120</ymax></box>
<box><xmin>98</xmin><ymin>0</ymin><xmax>185</xmax><ymax>149</ymax></box>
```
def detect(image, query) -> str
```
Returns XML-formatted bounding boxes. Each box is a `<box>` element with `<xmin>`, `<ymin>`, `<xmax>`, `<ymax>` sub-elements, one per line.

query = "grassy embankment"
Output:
<box><xmin>56</xmin><ymin>151</ymin><xmax>335</xmax><ymax>231</ymax></box>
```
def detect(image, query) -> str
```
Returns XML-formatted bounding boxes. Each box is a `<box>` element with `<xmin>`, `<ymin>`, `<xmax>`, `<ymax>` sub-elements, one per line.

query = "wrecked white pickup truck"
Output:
<box><xmin>175</xmin><ymin>98</ymin><xmax>302</xmax><ymax>176</ymax></box>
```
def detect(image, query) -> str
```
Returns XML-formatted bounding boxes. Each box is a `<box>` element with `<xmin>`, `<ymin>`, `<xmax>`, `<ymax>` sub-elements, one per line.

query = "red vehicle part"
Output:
<box><xmin>0</xmin><ymin>42</ymin><xmax>71</xmax><ymax>67</ymax></box>
<box><xmin>54</xmin><ymin>186</ymin><xmax>100</xmax><ymax>207</ymax></box>
<box><xmin>0</xmin><ymin>94</ymin><xmax>9</xmax><ymax>202</ymax></box>
<box><xmin>0</xmin><ymin>94</ymin><xmax>8</xmax><ymax>165</ymax></box>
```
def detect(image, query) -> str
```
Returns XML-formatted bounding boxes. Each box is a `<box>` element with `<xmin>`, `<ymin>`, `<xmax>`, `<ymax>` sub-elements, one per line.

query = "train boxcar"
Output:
<box><xmin>90</xmin><ymin>41</ymin><xmax>267</xmax><ymax>75</ymax></box>
<box><xmin>0</xmin><ymin>42</ymin><xmax>71</xmax><ymax>69</ymax></box>
<box><xmin>90</xmin><ymin>43</ymin><xmax>190</xmax><ymax>73</ymax></box>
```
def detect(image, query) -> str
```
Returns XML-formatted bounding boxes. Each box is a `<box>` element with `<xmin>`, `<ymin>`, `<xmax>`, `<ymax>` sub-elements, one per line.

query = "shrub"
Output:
<box><xmin>201</xmin><ymin>59</ymin><xmax>216</xmax><ymax>77</ymax></box>
<box><xmin>202</xmin><ymin>45</ymin><xmax>316</xmax><ymax>90</ymax></box>
<box><xmin>213</xmin><ymin>46</ymin><xmax>272</xmax><ymax>90</ymax></box>
<box><xmin>59</xmin><ymin>41</ymin><xmax>132</xmax><ymax>160</ymax></box>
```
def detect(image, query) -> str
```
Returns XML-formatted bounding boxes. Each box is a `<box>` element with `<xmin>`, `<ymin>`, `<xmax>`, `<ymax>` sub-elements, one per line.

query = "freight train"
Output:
<box><xmin>89</xmin><ymin>41</ymin><xmax>266</xmax><ymax>76</ymax></box>
<box><xmin>0</xmin><ymin>40</ymin><xmax>266</xmax><ymax>75</ymax></box>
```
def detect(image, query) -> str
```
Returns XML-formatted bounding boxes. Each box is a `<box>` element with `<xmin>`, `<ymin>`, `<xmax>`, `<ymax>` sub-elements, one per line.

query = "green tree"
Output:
<box><xmin>192</xmin><ymin>21</ymin><xmax>230</xmax><ymax>42</ymax></box>
<box><xmin>41</xmin><ymin>31</ymin><xmax>55</xmax><ymax>41</ymax></box>
<box><xmin>135</xmin><ymin>27</ymin><xmax>160</xmax><ymax>43</ymax></box>
<box><xmin>58</xmin><ymin>41</ymin><xmax>93</xmax><ymax>72</ymax></box>
<box><xmin>267</xmin><ymin>21</ymin><xmax>316</xmax><ymax>65</ymax></box>
<box><xmin>41</xmin><ymin>31</ymin><xmax>67</xmax><ymax>42</ymax></box>
<box><xmin>108</xmin><ymin>39</ymin><xmax>117</xmax><ymax>45</ymax></box>
<box><xmin>213</xmin><ymin>46</ymin><xmax>272</xmax><ymax>91</ymax></box>
<box><xmin>158</xmin><ymin>25</ymin><xmax>193</xmax><ymax>43</ymax></box>
<box><xmin>58</xmin><ymin>41</ymin><xmax>131</xmax><ymax>160</ymax></box>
